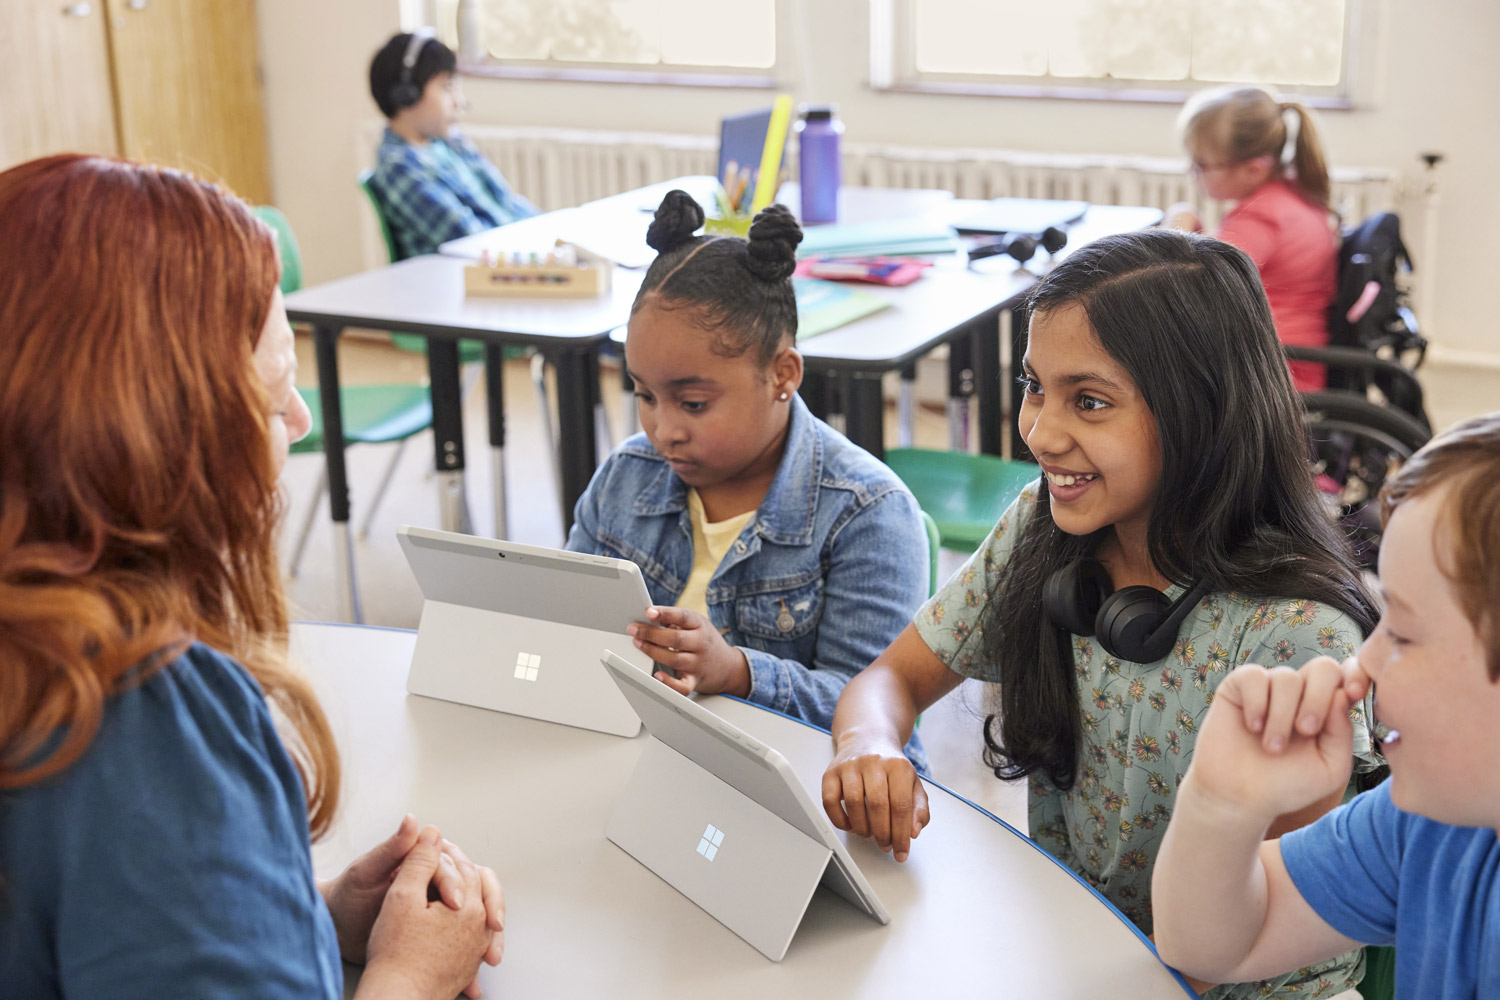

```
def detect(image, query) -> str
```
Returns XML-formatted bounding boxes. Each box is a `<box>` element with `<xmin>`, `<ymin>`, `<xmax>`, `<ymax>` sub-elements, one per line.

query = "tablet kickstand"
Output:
<box><xmin>606</xmin><ymin>737</ymin><xmax>834</xmax><ymax>961</ymax></box>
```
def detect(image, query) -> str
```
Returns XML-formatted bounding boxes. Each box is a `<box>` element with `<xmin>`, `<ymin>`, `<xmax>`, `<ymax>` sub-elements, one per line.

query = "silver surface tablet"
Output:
<box><xmin>398</xmin><ymin>526</ymin><xmax>653</xmax><ymax>737</ymax></box>
<box><xmin>601</xmin><ymin>650</ymin><xmax>888</xmax><ymax>959</ymax></box>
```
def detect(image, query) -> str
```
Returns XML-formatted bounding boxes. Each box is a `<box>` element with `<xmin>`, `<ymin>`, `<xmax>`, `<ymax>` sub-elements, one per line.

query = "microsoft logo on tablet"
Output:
<box><xmin>513</xmin><ymin>652</ymin><xmax>541</xmax><ymax>682</ymax></box>
<box><xmin>696</xmin><ymin>824</ymin><xmax>725</xmax><ymax>861</ymax></box>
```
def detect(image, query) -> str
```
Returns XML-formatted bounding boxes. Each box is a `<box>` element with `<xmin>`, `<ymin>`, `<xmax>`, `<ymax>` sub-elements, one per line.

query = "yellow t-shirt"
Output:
<box><xmin>676</xmin><ymin>489</ymin><xmax>755</xmax><ymax>619</ymax></box>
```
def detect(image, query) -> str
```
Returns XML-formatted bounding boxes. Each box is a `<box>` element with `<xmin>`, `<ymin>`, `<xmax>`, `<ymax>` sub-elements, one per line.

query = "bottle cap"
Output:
<box><xmin>798</xmin><ymin>104</ymin><xmax>836</xmax><ymax>121</ymax></box>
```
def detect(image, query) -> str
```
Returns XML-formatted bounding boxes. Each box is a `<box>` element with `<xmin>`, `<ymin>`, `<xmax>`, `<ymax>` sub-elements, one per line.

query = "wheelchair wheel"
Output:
<box><xmin>1301</xmin><ymin>392</ymin><xmax>1432</xmax><ymax>569</ymax></box>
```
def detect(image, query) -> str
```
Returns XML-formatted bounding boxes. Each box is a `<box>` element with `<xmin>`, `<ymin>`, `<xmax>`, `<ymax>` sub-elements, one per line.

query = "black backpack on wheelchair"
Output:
<box><xmin>1326</xmin><ymin>213</ymin><xmax>1428</xmax><ymax>417</ymax></box>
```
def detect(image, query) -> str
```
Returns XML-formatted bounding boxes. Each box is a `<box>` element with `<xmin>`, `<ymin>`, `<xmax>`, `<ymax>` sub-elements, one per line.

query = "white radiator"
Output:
<box><xmin>357</xmin><ymin>123</ymin><xmax>1402</xmax><ymax>266</ymax></box>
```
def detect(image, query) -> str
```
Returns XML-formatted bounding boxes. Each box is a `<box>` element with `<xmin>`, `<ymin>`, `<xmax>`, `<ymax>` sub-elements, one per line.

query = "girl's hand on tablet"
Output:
<box><xmin>821</xmin><ymin>737</ymin><xmax>929</xmax><ymax>863</ymax></box>
<box><xmin>627</xmin><ymin>606</ymin><xmax>751</xmax><ymax>698</ymax></box>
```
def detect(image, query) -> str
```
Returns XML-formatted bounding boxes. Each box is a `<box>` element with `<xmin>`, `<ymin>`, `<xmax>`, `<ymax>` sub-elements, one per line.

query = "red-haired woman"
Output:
<box><xmin>0</xmin><ymin>155</ymin><xmax>502</xmax><ymax>999</ymax></box>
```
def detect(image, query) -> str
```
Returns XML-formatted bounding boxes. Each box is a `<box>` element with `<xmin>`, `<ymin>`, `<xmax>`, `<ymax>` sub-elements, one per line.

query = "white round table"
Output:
<box><xmin>294</xmin><ymin>622</ymin><xmax>1191</xmax><ymax>998</ymax></box>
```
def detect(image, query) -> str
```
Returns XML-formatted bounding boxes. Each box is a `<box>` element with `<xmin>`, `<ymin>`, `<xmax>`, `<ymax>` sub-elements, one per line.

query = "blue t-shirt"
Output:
<box><xmin>1280</xmin><ymin>782</ymin><xmax>1500</xmax><ymax>998</ymax></box>
<box><xmin>0</xmin><ymin>643</ymin><xmax>342</xmax><ymax>999</ymax></box>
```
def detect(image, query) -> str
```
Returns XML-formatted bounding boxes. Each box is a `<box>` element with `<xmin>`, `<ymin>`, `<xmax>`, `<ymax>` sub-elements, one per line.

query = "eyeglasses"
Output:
<box><xmin>1189</xmin><ymin>159</ymin><xmax>1237</xmax><ymax>175</ymax></box>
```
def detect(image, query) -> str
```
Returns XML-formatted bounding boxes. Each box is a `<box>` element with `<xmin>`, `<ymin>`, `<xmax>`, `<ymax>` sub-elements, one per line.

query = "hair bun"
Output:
<box><xmin>645</xmin><ymin>189</ymin><xmax>705</xmax><ymax>254</ymax></box>
<box><xmin>745</xmin><ymin>204</ymin><xmax>803</xmax><ymax>282</ymax></box>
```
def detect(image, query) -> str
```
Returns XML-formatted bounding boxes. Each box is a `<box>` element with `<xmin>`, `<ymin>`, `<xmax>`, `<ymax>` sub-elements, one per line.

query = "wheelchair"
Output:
<box><xmin>1291</xmin><ymin>346</ymin><xmax>1433</xmax><ymax>570</ymax></box>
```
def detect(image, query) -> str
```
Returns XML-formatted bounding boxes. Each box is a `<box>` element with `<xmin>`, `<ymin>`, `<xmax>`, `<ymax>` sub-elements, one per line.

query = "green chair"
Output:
<box><xmin>356</xmin><ymin>170</ymin><xmax>610</xmax><ymax>510</ymax></box>
<box><xmin>357</xmin><ymin>169</ymin><xmax>488</xmax><ymax>364</ymax></box>
<box><xmin>919</xmin><ymin>508</ymin><xmax>941</xmax><ymax>597</ymax></box>
<box><xmin>886</xmin><ymin>448</ymin><xmax>1038</xmax><ymax>552</ymax></box>
<box><xmin>357</xmin><ymin>171</ymin><xmax>578</xmax><ymax>518</ymax></box>
<box><xmin>252</xmin><ymin>206</ymin><xmax>437</xmax><ymax>594</ymax></box>
<box><xmin>1362</xmin><ymin>946</ymin><xmax>1395</xmax><ymax>1000</ymax></box>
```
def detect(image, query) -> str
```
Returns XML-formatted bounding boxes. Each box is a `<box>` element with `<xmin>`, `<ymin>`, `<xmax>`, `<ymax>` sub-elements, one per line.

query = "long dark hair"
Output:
<box><xmin>982</xmin><ymin>229</ymin><xmax>1377</xmax><ymax>789</ymax></box>
<box><xmin>631</xmin><ymin>189</ymin><xmax>802</xmax><ymax>365</ymax></box>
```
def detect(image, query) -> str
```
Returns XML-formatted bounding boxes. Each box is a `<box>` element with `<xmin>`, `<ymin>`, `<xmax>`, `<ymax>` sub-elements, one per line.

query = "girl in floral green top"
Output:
<box><xmin>820</xmin><ymin>231</ymin><xmax>1380</xmax><ymax>1000</ymax></box>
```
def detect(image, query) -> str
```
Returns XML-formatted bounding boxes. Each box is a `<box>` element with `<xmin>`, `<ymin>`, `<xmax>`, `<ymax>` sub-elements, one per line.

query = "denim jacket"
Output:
<box><xmin>566</xmin><ymin>395</ymin><xmax>930</xmax><ymax>771</ymax></box>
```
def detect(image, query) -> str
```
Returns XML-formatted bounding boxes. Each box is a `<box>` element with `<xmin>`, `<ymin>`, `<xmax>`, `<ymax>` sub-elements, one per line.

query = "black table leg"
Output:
<box><xmin>312</xmin><ymin>324</ymin><xmax>361</xmax><ymax>622</ymax></box>
<box><xmin>897</xmin><ymin>362</ymin><xmax>918</xmax><ymax>448</ymax></box>
<box><xmin>427</xmin><ymin>337</ymin><xmax>470</xmax><ymax>533</ymax></box>
<box><xmin>975</xmin><ymin>314</ymin><xmax>1003</xmax><ymax>456</ymax></box>
<box><xmin>484</xmin><ymin>342</ymin><xmax>508</xmax><ymax>539</ymax></box>
<box><xmin>619</xmin><ymin>363</ymin><xmax>639</xmax><ymax>437</ymax></box>
<box><xmin>1008</xmin><ymin>301</ymin><xmax>1034</xmax><ymax>461</ymax></box>
<box><xmin>553</xmin><ymin>349</ymin><xmax>598</xmax><ymax>533</ymax></box>
<box><xmin>948</xmin><ymin>330</ymin><xmax>975</xmax><ymax>451</ymax></box>
<box><xmin>843</xmin><ymin>373</ymin><xmax>886</xmax><ymax>461</ymax></box>
<box><xmin>799</xmin><ymin>369</ymin><xmax>833</xmax><ymax>422</ymax></box>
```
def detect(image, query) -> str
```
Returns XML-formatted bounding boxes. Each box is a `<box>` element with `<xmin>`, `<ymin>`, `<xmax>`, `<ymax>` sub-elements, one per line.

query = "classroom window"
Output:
<box><xmin>444</xmin><ymin>0</ymin><xmax>776</xmax><ymax>79</ymax></box>
<box><xmin>873</xmin><ymin>0</ymin><xmax>1361</xmax><ymax>102</ymax></box>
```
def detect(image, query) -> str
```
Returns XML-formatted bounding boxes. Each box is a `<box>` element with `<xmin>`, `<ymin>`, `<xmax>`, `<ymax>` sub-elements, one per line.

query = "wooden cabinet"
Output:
<box><xmin>1</xmin><ymin>0</ymin><xmax>271</xmax><ymax>204</ymax></box>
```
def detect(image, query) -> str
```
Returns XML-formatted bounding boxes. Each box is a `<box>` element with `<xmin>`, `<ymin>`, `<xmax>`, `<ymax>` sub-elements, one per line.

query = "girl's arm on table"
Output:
<box><xmin>821</xmin><ymin>624</ymin><xmax>963</xmax><ymax>862</ymax></box>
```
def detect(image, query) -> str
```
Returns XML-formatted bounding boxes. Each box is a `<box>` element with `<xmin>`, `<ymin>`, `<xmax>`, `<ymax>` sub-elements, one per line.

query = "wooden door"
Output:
<box><xmin>104</xmin><ymin>0</ymin><xmax>272</xmax><ymax>204</ymax></box>
<box><xmin>0</xmin><ymin>0</ymin><xmax>119</xmax><ymax>169</ymax></box>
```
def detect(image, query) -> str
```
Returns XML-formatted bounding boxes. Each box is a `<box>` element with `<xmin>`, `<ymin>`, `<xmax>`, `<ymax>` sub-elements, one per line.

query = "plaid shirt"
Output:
<box><xmin>367</xmin><ymin>127</ymin><xmax>539</xmax><ymax>259</ymax></box>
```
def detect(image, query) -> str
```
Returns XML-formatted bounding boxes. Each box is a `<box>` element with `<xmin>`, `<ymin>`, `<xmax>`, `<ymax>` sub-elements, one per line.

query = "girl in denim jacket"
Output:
<box><xmin>566</xmin><ymin>190</ymin><xmax>930</xmax><ymax>769</ymax></box>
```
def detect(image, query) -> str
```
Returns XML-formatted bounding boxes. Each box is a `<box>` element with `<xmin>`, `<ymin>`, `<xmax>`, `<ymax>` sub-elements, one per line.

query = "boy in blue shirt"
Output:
<box><xmin>1152</xmin><ymin>412</ymin><xmax>1500</xmax><ymax>998</ymax></box>
<box><xmin>367</xmin><ymin>31</ymin><xmax>539</xmax><ymax>259</ymax></box>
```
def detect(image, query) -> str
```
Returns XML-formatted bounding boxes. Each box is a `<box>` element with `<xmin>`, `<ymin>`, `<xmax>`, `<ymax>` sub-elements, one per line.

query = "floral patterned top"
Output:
<box><xmin>915</xmin><ymin>485</ymin><xmax>1377</xmax><ymax>1000</ymax></box>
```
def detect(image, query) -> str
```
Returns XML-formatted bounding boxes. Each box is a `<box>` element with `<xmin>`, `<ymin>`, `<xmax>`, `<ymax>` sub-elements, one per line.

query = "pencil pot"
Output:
<box><xmin>704</xmin><ymin>211</ymin><xmax>754</xmax><ymax>237</ymax></box>
<box><xmin>796</xmin><ymin>105</ymin><xmax>843</xmax><ymax>225</ymax></box>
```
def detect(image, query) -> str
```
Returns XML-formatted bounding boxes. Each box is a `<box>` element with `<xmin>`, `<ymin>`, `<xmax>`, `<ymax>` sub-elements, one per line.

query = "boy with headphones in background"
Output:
<box><xmin>367</xmin><ymin>30</ymin><xmax>538</xmax><ymax>260</ymax></box>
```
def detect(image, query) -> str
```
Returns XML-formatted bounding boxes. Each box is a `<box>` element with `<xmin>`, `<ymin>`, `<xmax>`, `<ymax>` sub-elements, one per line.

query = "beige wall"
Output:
<box><xmin>258</xmin><ymin>0</ymin><xmax>1500</xmax><ymax>363</ymax></box>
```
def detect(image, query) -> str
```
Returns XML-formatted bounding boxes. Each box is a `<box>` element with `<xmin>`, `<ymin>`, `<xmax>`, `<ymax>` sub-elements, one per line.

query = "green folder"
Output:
<box><xmin>794</xmin><ymin>277</ymin><xmax>890</xmax><ymax>340</ymax></box>
<box><xmin>796</xmin><ymin>217</ymin><xmax>958</xmax><ymax>259</ymax></box>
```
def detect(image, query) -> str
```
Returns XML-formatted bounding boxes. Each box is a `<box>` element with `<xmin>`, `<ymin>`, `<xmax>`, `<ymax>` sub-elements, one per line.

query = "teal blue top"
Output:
<box><xmin>0</xmin><ymin>643</ymin><xmax>341</xmax><ymax>999</ymax></box>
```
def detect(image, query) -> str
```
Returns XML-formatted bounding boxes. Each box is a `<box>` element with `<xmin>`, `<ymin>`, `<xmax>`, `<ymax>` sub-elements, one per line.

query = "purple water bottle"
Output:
<box><xmin>796</xmin><ymin>105</ymin><xmax>843</xmax><ymax>225</ymax></box>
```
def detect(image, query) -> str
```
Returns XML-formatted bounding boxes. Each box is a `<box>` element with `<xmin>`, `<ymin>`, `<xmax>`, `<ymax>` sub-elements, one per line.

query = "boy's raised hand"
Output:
<box><xmin>1187</xmin><ymin>657</ymin><xmax>1370</xmax><ymax>824</ymax></box>
<box><xmin>627</xmin><ymin>606</ymin><xmax>752</xmax><ymax>698</ymax></box>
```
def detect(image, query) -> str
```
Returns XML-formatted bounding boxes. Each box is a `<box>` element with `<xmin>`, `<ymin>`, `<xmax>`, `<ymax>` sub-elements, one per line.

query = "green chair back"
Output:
<box><xmin>251</xmin><ymin>205</ymin><xmax>302</xmax><ymax>294</ymax></box>
<box><xmin>357</xmin><ymin>170</ymin><xmax>488</xmax><ymax>364</ymax></box>
<box><xmin>251</xmin><ymin>202</ymin><xmax>435</xmax><ymax>459</ymax></box>
<box><xmin>919</xmin><ymin>509</ymin><xmax>941</xmax><ymax>597</ymax></box>
<box><xmin>289</xmin><ymin>384</ymin><xmax>435</xmax><ymax>455</ymax></box>
<box><xmin>886</xmin><ymin>448</ymin><xmax>1038</xmax><ymax>553</ymax></box>
<box><xmin>357</xmin><ymin>168</ymin><xmax>402</xmax><ymax>265</ymax></box>
<box><xmin>1361</xmin><ymin>946</ymin><xmax>1395</xmax><ymax>1000</ymax></box>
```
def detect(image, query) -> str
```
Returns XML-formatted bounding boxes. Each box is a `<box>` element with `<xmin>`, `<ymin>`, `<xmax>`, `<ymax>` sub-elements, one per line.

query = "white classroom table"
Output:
<box><xmin>294</xmin><ymin>621</ymin><xmax>1192</xmax><ymax>998</ymax></box>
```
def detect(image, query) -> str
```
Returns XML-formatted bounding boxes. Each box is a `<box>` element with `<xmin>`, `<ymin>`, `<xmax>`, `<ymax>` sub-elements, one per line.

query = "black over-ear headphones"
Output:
<box><xmin>1042</xmin><ymin>558</ymin><xmax>1214</xmax><ymax>663</ymax></box>
<box><xmin>389</xmin><ymin>28</ymin><xmax>437</xmax><ymax>110</ymax></box>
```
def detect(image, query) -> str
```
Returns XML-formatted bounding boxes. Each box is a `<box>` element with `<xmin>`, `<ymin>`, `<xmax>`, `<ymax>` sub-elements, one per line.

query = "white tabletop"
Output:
<box><xmin>282</xmin><ymin>254</ymin><xmax>637</xmax><ymax>344</ymax></box>
<box><xmin>294</xmin><ymin>622</ymin><xmax>1190</xmax><ymax>998</ymax></box>
<box><xmin>438</xmin><ymin>176</ymin><xmax>958</xmax><ymax>266</ymax></box>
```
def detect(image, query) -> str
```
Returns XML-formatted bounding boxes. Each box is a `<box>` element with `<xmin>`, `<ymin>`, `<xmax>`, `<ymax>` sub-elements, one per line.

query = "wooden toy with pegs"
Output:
<box><xmin>464</xmin><ymin>241</ymin><xmax>613</xmax><ymax>298</ymax></box>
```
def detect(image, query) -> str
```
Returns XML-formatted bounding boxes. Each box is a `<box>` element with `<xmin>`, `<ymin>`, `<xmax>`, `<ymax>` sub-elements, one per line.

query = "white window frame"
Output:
<box><xmin>868</xmin><ymin>0</ymin><xmax>1381</xmax><ymax>109</ymax></box>
<box><xmin>433</xmin><ymin>0</ymin><xmax>787</xmax><ymax>89</ymax></box>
